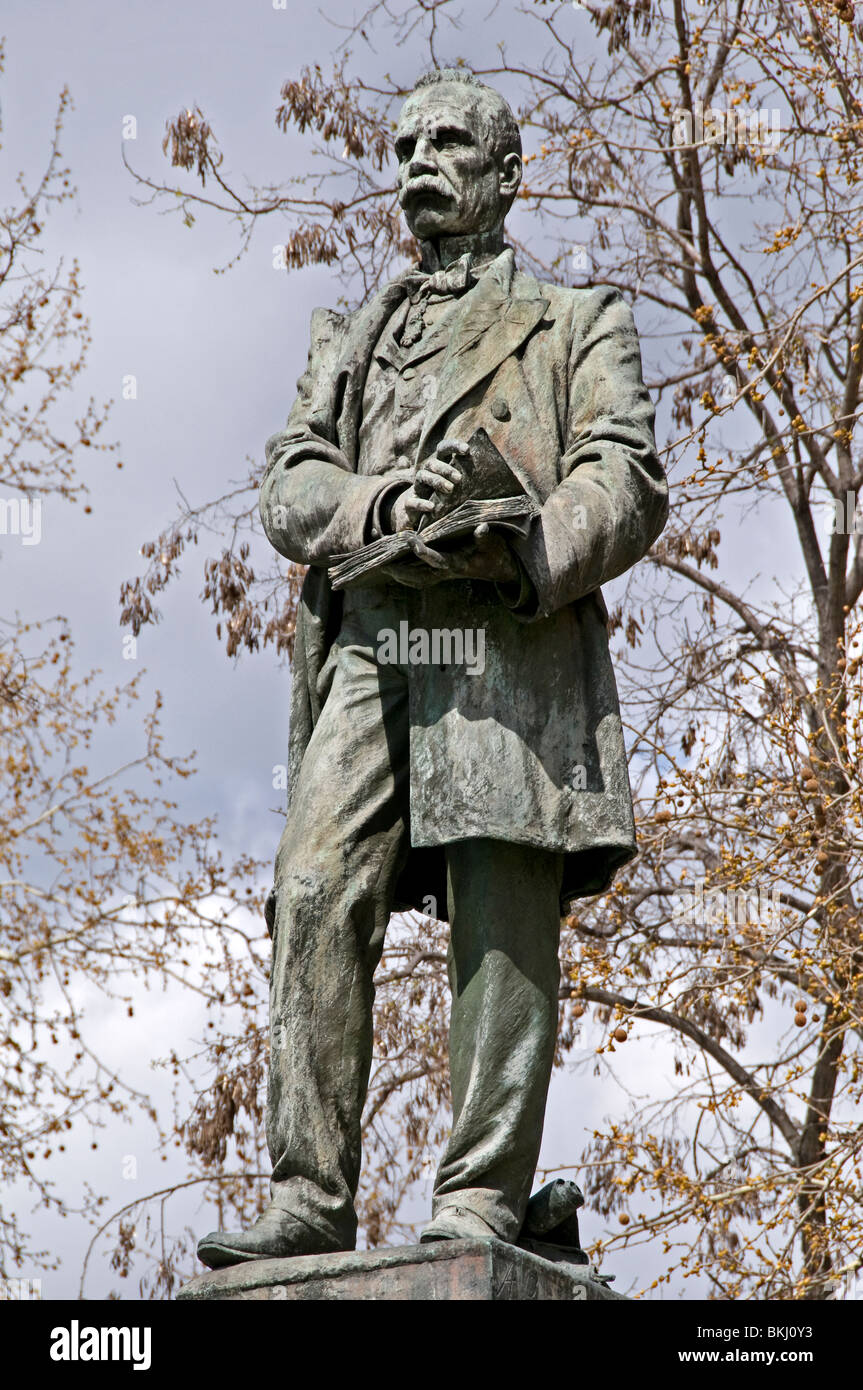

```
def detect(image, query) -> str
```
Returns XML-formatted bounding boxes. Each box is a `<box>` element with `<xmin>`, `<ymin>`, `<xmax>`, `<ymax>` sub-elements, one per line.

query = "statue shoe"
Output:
<box><xmin>197</xmin><ymin>1205</ymin><xmax>345</xmax><ymax>1269</ymax></box>
<box><xmin>420</xmin><ymin>1204</ymin><xmax>501</xmax><ymax>1243</ymax></box>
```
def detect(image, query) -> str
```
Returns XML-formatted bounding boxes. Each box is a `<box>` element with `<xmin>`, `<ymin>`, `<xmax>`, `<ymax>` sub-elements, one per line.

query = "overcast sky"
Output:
<box><xmin>3</xmin><ymin>0</ymin><xmax>850</xmax><ymax>1303</ymax></box>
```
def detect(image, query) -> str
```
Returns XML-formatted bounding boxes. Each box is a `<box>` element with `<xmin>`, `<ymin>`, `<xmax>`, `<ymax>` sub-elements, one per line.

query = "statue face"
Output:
<box><xmin>395</xmin><ymin>83</ymin><xmax>519</xmax><ymax>241</ymax></box>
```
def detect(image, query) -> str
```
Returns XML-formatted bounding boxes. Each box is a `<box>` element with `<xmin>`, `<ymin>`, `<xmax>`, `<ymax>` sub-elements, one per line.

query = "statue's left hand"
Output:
<box><xmin>380</xmin><ymin>523</ymin><xmax>519</xmax><ymax>588</ymax></box>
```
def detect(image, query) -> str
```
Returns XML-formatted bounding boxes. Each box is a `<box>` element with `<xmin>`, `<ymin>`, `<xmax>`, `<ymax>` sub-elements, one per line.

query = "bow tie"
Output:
<box><xmin>399</xmin><ymin>254</ymin><xmax>482</xmax><ymax>347</ymax></box>
<box><xmin>402</xmin><ymin>254</ymin><xmax>478</xmax><ymax>305</ymax></box>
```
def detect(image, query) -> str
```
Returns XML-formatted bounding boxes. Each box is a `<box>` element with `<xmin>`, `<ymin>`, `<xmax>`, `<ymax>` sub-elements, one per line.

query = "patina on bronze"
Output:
<box><xmin>196</xmin><ymin>69</ymin><xmax>668</xmax><ymax>1270</ymax></box>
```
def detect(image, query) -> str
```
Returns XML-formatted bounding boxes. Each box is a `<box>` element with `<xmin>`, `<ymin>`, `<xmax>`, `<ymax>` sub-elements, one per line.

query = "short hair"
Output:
<box><xmin>408</xmin><ymin>68</ymin><xmax>522</xmax><ymax>162</ymax></box>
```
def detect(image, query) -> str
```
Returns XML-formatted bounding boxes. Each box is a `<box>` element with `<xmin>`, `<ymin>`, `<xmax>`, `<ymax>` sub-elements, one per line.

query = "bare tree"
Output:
<box><xmin>121</xmin><ymin>0</ymin><xmax>863</xmax><ymax>1298</ymax></box>
<box><xmin>0</xmin><ymin>52</ymin><xmax>270</xmax><ymax>1296</ymax></box>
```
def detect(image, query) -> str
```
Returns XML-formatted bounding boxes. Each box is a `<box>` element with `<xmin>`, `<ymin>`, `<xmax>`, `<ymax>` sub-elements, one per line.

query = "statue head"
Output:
<box><xmin>395</xmin><ymin>70</ymin><xmax>522</xmax><ymax>247</ymax></box>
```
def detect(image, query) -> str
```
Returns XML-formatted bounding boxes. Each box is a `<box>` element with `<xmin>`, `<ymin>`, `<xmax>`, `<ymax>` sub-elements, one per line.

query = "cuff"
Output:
<box><xmin>368</xmin><ymin>472</ymin><xmax>414</xmax><ymax>540</ymax></box>
<box><xmin>495</xmin><ymin>552</ymin><xmax>541</xmax><ymax>621</ymax></box>
<box><xmin>510</xmin><ymin>510</ymin><xmax>575</xmax><ymax>618</ymax></box>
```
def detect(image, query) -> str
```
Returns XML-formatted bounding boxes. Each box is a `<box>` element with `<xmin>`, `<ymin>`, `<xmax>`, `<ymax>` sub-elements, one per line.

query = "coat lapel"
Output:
<box><xmin>332</xmin><ymin>251</ymin><xmax>550</xmax><ymax>469</ymax></box>
<box><xmin>333</xmin><ymin>277</ymin><xmax>411</xmax><ymax>467</ymax></box>
<box><xmin>417</xmin><ymin>249</ymin><xmax>550</xmax><ymax>458</ymax></box>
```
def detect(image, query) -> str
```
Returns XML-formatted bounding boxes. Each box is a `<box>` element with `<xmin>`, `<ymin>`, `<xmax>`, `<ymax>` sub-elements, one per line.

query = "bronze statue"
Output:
<box><xmin>197</xmin><ymin>69</ymin><xmax>667</xmax><ymax>1268</ymax></box>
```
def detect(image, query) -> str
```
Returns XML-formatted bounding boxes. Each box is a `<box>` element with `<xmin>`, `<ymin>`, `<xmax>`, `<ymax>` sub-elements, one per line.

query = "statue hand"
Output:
<box><xmin>381</xmin><ymin>524</ymin><xmax>519</xmax><ymax>587</ymax></box>
<box><xmin>434</xmin><ymin>524</ymin><xmax>520</xmax><ymax>582</ymax></box>
<box><xmin>389</xmin><ymin>441</ymin><xmax>468</xmax><ymax>531</ymax></box>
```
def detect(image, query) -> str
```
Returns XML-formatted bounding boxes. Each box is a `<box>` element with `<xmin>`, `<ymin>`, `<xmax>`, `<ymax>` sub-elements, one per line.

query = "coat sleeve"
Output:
<box><xmin>510</xmin><ymin>286</ymin><xmax>667</xmax><ymax>617</ymax></box>
<box><xmin>259</xmin><ymin>306</ymin><xmax>401</xmax><ymax>565</ymax></box>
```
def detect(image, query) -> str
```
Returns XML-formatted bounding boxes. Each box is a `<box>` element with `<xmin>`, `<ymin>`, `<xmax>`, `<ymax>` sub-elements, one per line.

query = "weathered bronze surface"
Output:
<box><xmin>194</xmin><ymin>68</ymin><xmax>667</xmax><ymax>1280</ymax></box>
<box><xmin>181</xmin><ymin>1238</ymin><xmax>627</xmax><ymax>1302</ymax></box>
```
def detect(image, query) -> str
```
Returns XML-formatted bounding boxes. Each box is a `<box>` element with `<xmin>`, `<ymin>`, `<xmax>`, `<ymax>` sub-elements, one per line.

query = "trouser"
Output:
<box><xmin>266</xmin><ymin>585</ymin><xmax>563</xmax><ymax>1248</ymax></box>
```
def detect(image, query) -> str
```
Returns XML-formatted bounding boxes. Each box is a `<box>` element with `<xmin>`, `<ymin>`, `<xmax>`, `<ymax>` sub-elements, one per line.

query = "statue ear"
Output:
<box><xmin>499</xmin><ymin>152</ymin><xmax>522</xmax><ymax>205</ymax></box>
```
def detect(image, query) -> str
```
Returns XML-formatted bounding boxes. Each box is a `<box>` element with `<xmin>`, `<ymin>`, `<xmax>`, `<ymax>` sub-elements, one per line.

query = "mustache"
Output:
<box><xmin>399</xmin><ymin>175</ymin><xmax>453</xmax><ymax>202</ymax></box>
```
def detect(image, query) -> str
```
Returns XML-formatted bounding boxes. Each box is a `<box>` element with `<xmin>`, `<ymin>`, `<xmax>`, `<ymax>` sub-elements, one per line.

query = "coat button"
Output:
<box><xmin>491</xmin><ymin>396</ymin><xmax>510</xmax><ymax>421</ymax></box>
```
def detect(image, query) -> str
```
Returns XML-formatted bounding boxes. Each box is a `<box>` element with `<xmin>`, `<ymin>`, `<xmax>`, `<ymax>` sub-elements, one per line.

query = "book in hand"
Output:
<box><xmin>328</xmin><ymin>428</ymin><xmax>538</xmax><ymax>591</ymax></box>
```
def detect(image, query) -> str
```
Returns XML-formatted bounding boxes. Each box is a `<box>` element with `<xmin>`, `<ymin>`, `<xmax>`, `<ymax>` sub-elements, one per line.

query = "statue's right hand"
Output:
<box><xmin>389</xmin><ymin>445</ymin><xmax>466</xmax><ymax>531</ymax></box>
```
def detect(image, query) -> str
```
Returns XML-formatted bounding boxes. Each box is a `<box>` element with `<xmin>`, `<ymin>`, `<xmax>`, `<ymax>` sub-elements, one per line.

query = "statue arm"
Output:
<box><xmin>510</xmin><ymin>287</ymin><xmax>668</xmax><ymax>618</ymax></box>
<box><xmin>259</xmin><ymin>307</ymin><xmax>408</xmax><ymax>565</ymax></box>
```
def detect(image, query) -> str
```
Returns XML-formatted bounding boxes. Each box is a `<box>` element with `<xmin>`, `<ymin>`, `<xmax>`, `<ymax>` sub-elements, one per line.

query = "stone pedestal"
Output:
<box><xmin>177</xmin><ymin>1237</ymin><xmax>627</xmax><ymax>1302</ymax></box>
